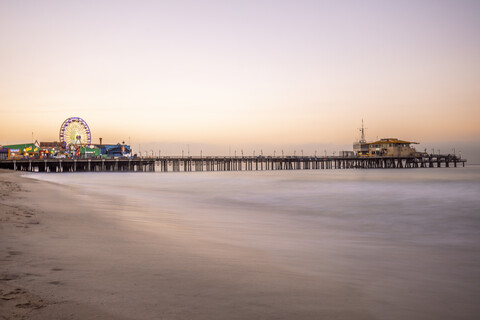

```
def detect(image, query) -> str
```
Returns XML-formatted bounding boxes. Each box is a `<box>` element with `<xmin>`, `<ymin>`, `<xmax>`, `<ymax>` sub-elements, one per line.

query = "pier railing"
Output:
<box><xmin>0</xmin><ymin>154</ymin><xmax>466</xmax><ymax>173</ymax></box>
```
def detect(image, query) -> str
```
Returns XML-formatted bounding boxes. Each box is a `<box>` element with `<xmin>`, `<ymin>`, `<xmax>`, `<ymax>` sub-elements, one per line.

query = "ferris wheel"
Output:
<box><xmin>59</xmin><ymin>117</ymin><xmax>92</xmax><ymax>149</ymax></box>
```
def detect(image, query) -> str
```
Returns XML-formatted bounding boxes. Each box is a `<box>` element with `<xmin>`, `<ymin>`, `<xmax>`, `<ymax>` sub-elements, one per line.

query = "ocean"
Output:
<box><xmin>26</xmin><ymin>166</ymin><xmax>480</xmax><ymax>319</ymax></box>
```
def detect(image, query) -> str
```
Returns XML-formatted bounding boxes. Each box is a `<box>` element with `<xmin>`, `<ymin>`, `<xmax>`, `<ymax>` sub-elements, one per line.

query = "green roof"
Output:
<box><xmin>3</xmin><ymin>143</ymin><xmax>42</xmax><ymax>152</ymax></box>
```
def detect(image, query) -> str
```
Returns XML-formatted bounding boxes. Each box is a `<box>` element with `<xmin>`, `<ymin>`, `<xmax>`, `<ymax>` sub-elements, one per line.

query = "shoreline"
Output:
<box><xmin>0</xmin><ymin>170</ymin><xmax>373</xmax><ymax>319</ymax></box>
<box><xmin>0</xmin><ymin>170</ymin><xmax>46</xmax><ymax>319</ymax></box>
<box><xmin>0</xmin><ymin>170</ymin><xmax>132</xmax><ymax>319</ymax></box>
<box><xmin>2</xmin><ymin>169</ymin><xmax>479</xmax><ymax>319</ymax></box>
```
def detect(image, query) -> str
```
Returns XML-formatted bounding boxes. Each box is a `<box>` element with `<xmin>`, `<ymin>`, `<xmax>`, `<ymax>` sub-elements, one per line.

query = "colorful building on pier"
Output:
<box><xmin>0</xmin><ymin>147</ymin><xmax>8</xmax><ymax>160</ymax></box>
<box><xmin>94</xmin><ymin>143</ymin><xmax>131</xmax><ymax>158</ymax></box>
<box><xmin>2</xmin><ymin>143</ymin><xmax>43</xmax><ymax>159</ymax></box>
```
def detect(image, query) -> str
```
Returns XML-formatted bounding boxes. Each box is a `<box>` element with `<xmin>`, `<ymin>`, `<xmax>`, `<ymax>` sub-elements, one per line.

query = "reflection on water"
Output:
<box><xmin>27</xmin><ymin>167</ymin><xmax>480</xmax><ymax>319</ymax></box>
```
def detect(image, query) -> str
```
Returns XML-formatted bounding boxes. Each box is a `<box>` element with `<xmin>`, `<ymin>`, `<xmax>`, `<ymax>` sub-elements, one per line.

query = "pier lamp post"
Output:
<box><xmin>234</xmin><ymin>150</ymin><xmax>236</xmax><ymax>158</ymax></box>
<box><xmin>151</xmin><ymin>150</ymin><xmax>154</xmax><ymax>158</ymax></box>
<box><xmin>301</xmin><ymin>150</ymin><xmax>303</xmax><ymax>157</ymax></box>
<box><xmin>182</xmin><ymin>150</ymin><xmax>184</xmax><ymax>158</ymax></box>
<box><xmin>438</xmin><ymin>149</ymin><xmax>440</xmax><ymax>155</ymax></box>
<box><xmin>315</xmin><ymin>150</ymin><xmax>317</xmax><ymax>158</ymax></box>
<box><xmin>333</xmin><ymin>151</ymin><xmax>336</xmax><ymax>157</ymax></box>
<box><xmin>253</xmin><ymin>150</ymin><xmax>255</xmax><ymax>157</ymax></box>
<box><xmin>200</xmin><ymin>150</ymin><xmax>203</xmax><ymax>158</ymax></box>
<box><xmin>282</xmin><ymin>150</ymin><xmax>284</xmax><ymax>157</ymax></box>
<box><xmin>294</xmin><ymin>150</ymin><xmax>296</xmax><ymax>157</ymax></box>
<box><xmin>241</xmin><ymin>149</ymin><xmax>244</xmax><ymax>157</ymax></box>
<box><xmin>274</xmin><ymin>150</ymin><xmax>276</xmax><ymax>157</ymax></box>
<box><xmin>324</xmin><ymin>149</ymin><xmax>326</xmax><ymax>157</ymax></box>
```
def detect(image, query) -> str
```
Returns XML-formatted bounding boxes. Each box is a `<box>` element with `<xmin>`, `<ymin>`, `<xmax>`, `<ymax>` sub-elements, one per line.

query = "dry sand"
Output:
<box><xmin>0</xmin><ymin>170</ymin><xmax>374</xmax><ymax>320</ymax></box>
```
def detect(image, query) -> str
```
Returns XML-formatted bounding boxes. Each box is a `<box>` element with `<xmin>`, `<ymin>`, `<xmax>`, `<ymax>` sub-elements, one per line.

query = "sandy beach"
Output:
<box><xmin>0</xmin><ymin>170</ymin><xmax>372</xmax><ymax>320</ymax></box>
<box><xmin>2</xmin><ymin>169</ymin><xmax>480</xmax><ymax>320</ymax></box>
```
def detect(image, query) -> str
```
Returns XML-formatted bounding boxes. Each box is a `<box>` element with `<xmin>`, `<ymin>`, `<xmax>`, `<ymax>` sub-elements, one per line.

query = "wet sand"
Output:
<box><xmin>0</xmin><ymin>170</ymin><xmax>372</xmax><ymax>319</ymax></box>
<box><xmin>1</xmin><ymin>169</ymin><xmax>479</xmax><ymax>319</ymax></box>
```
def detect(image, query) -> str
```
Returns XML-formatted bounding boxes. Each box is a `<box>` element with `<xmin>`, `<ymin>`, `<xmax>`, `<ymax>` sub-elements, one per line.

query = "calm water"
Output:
<box><xmin>27</xmin><ymin>166</ymin><xmax>480</xmax><ymax>319</ymax></box>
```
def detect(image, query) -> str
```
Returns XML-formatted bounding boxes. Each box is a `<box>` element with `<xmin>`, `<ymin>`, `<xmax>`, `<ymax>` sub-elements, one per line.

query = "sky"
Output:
<box><xmin>1</xmin><ymin>0</ymin><xmax>479</xmax><ymax>161</ymax></box>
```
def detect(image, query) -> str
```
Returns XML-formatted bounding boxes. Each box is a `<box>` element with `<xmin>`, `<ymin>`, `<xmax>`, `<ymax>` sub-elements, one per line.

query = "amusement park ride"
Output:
<box><xmin>55</xmin><ymin>117</ymin><xmax>131</xmax><ymax>158</ymax></box>
<box><xmin>59</xmin><ymin>117</ymin><xmax>92</xmax><ymax>150</ymax></box>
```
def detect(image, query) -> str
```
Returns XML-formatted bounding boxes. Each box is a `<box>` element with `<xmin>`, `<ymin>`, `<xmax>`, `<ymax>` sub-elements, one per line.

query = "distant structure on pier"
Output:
<box><xmin>1</xmin><ymin>118</ymin><xmax>466</xmax><ymax>172</ymax></box>
<box><xmin>59</xmin><ymin>117</ymin><xmax>92</xmax><ymax>149</ymax></box>
<box><xmin>2</xmin><ymin>117</ymin><xmax>131</xmax><ymax>160</ymax></box>
<box><xmin>353</xmin><ymin>120</ymin><xmax>419</xmax><ymax>157</ymax></box>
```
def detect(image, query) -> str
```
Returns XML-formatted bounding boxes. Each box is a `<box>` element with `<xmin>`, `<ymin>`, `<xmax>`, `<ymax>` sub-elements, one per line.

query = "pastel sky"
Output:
<box><xmin>1</xmin><ymin>1</ymin><xmax>479</xmax><ymax>159</ymax></box>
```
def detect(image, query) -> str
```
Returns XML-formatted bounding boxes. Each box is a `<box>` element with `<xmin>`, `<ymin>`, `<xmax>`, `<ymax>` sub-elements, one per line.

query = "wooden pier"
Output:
<box><xmin>0</xmin><ymin>154</ymin><xmax>466</xmax><ymax>173</ymax></box>
<box><xmin>0</xmin><ymin>158</ymin><xmax>156</xmax><ymax>173</ymax></box>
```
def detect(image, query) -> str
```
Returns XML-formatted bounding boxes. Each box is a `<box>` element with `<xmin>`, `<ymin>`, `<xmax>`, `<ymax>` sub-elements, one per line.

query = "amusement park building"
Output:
<box><xmin>1</xmin><ymin>118</ymin><xmax>131</xmax><ymax>160</ymax></box>
<box><xmin>0</xmin><ymin>147</ymin><xmax>8</xmax><ymax>160</ymax></box>
<box><xmin>2</xmin><ymin>143</ymin><xmax>42</xmax><ymax>159</ymax></box>
<box><xmin>40</xmin><ymin>141</ymin><xmax>62</xmax><ymax>149</ymax></box>
<box><xmin>1</xmin><ymin>141</ymin><xmax>131</xmax><ymax>159</ymax></box>
<box><xmin>94</xmin><ymin>143</ymin><xmax>131</xmax><ymax>158</ymax></box>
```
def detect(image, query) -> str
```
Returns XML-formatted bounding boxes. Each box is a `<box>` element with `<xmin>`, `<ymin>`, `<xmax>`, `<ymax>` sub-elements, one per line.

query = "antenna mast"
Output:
<box><xmin>359</xmin><ymin>119</ymin><xmax>367</xmax><ymax>143</ymax></box>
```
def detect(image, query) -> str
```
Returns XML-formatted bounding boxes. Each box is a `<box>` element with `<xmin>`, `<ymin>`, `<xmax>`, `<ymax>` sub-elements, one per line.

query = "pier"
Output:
<box><xmin>0</xmin><ymin>154</ymin><xmax>466</xmax><ymax>173</ymax></box>
<box><xmin>0</xmin><ymin>158</ymin><xmax>156</xmax><ymax>173</ymax></box>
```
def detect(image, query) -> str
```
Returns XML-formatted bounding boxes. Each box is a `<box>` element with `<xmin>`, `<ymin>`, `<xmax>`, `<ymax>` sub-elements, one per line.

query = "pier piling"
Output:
<box><xmin>0</xmin><ymin>154</ymin><xmax>466</xmax><ymax>173</ymax></box>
